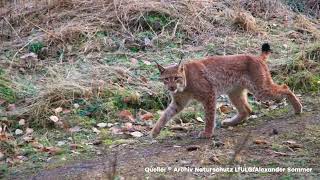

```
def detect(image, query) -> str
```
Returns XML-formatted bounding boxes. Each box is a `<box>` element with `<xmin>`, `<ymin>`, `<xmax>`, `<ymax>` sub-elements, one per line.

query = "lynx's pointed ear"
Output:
<box><xmin>155</xmin><ymin>61</ymin><xmax>165</xmax><ymax>74</ymax></box>
<box><xmin>177</xmin><ymin>59</ymin><xmax>184</xmax><ymax>71</ymax></box>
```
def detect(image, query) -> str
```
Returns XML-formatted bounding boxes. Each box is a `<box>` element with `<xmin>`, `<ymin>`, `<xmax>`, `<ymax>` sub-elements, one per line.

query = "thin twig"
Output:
<box><xmin>10</xmin><ymin>37</ymin><xmax>37</xmax><ymax>71</ymax></box>
<box><xmin>3</xmin><ymin>16</ymin><xmax>22</xmax><ymax>42</ymax></box>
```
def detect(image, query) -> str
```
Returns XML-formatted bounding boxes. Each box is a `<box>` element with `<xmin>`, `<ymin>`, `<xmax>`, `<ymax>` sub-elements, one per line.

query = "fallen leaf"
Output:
<box><xmin>254</xmin><ymin>139</ymin><xmax>269</xmax><ymax>145</ymax></box>
<box><xmin>70</xmin><ymin>144</ymin><xmax>79</xmax><ymax>150</ymax></box>
<box><xmin>62</xmin><ymin>109</ymin><xmax>71</xmax><ymax>114</ymax></box>
<box><xmin>123</xmin><ymin>122</ymin><xmax>133</xmax><ymax>131</ymax></box>
<box><xmin>219</xmin><ymin>105</ymin><xmax>233</xmax><ymax>114</ymax></box>
<box><xmin>130</xmin><ymin>131</ymin><xmax>143</xmax><ymax>138</ymax></box>
<box><xmin>15</xmin><ymin>129</ymin><xmax>23</xmax><ymax>135</ymax></box>
<box><xmin>22</xmin><ymin>135</ymin><xmax>33</xmax><ymax>142</ymax></box>
<box><xmin>140</xmin><ymin>76</ymin><xmax>148</xmax><ymax>83</ymax></box>
<box><xmin>97</xmin><ymin>123</ymin><xmax>108</xmax><ymax>128</ymax></box>
<box><xmin>31</xmin><ymin>141</ymin><xmax>44</xmax><ymax>149</ymax></box>
<box><xmin>49</xmin><ymin>115</ymin><xmax>59</xmax><ymax>122</ymax></box>
<box><xmin>130</xmin><ymin>58</ymin><xmax>138</xmax><ymax>65</ymax></box>
<box><xmin>196</xmin><ymin>117</ymin><xmax>204</xmax><ymax>123</ymax></box>
<box><xmin>18</xmin><ymin>119</ymin><xmax>25</xmax><ymax>126</ymax></box>
<box><xmin>6</xmin><ymin>104</ymin><xmax>16</xmax><ymax>111</ymax></box>
<box><xmin>209</xmin><ymin>155</ymin><xmax>221</xmax><ymax>164</ymax></box>
<box><xmin>20</xmin><ymin>52</ymin><xmax>37</xmax><ymax>59</ymax></box>
<box><xmin>110</xmin><ymin>126</ymin><xmax>123</xmax><ymax>135</ymax></box>
<box><xmin>42</xmin><ymin>147</ymin><xmax>62</xmax><ymax>155</ymax></box>
<box><xmin>283</xmin><ymin>140</ymin><xmax>303</xmax><ymax>149</ymax></box>
<box><xmin>186</xmin><ymin>145</ymin><xmax>201</xmax><ymax>151</ymax></box>
<box><xmin>118</xmin><ymin>110</ymin><xmax>135</xmax><ymax>122</ymax></box>
<box><xmin>54</xmin><ymin>107</ymin><xmax>63</xmax><ymax>114</ymax></box>
<box><xmin>140</xmin><ymin>112</ymin><xmax>154</xmax><ymax>121</ymax></box>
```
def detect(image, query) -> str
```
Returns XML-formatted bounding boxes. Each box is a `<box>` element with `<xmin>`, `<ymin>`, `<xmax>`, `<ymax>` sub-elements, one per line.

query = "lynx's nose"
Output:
<box><xmin>168</xmin><ymin>87</ymin><xmax>175</xmax><ymax>91</ymax></box>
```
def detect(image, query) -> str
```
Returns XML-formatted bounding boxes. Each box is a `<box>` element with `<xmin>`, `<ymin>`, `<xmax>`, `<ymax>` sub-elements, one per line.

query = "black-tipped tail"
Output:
<box><xmin>261</xmin><ymin>43</ymin><xmax>272</xmax><ymax>53</ymax></box>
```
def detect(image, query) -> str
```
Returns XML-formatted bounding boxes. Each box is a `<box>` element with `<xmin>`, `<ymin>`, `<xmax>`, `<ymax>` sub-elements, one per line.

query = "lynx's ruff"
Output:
<box><xmin>151</xmin><ymin>43</ymin><xmax>302</xmax><ymax>138</ymax></box>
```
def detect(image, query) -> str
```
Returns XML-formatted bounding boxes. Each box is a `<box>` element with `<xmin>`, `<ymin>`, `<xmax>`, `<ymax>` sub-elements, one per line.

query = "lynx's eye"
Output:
<box><xmin>174</xmin><ymin>77</ymin><xmax>182</xmax><ymax>81</ymax></box>
<box><xmin>163</xmin><ymin>78</ymin><xmax>169</xmax><ymax>82</ymax></box>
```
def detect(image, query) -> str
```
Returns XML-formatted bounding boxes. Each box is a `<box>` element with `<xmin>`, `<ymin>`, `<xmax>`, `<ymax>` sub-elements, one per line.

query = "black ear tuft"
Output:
<box><xmin>155</xmin><ymin>61</ymin><xmax>165</xmax><ymax>74</ymax></box>
<box><xmin>262</xmin><ymin>43</ymin><xmax>272</xmax><ymax>53</ymax></box>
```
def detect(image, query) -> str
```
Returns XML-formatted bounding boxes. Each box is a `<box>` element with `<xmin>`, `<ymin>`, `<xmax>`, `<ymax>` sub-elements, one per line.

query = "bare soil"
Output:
<box><xmin>9</xmin><ymin>102</ymin><xmax>319</xmax><ymax>180</ymax></box>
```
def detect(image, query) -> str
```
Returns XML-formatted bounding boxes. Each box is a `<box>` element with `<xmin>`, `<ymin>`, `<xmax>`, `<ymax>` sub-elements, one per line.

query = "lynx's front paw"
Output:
<box><xmin>294</xmin><ymin>102</ymin><xmax>303</xmax><ymax>115</ymax></box>
<box><xmin>198</xmin><ymin>131</ymin><xmax>213</xmax><ymax>139</ymax></box>
<box><xmin>150</xmin><ymin>127</ymin><xmax>161</xmax><ymax>138</ymax></box>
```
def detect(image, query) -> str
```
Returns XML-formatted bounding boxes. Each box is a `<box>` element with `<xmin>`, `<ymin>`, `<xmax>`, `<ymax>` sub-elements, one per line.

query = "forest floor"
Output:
<box><xmin>1</xmin><ymin>0</ymin><xmax>320</xmax><ymax>179</ymax></box>
<box><xmin>8</xmin><ymin>95</ymin><xmax>320</xmax><ymax>179</ymax></box>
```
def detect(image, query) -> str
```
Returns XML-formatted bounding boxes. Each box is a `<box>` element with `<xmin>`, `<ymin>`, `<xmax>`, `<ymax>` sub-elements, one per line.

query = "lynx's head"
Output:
<box><xmin>156</xmin><ymin>60</ymin><xmax>187</xmax><ymax>93</ymax></box>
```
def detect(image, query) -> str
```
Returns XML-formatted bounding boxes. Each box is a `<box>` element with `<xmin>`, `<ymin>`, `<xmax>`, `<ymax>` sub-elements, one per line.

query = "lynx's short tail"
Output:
<box><xmin>260</xmin><ymin>43</ymin><xmax>272</xmax><ymax>61</ymax></box>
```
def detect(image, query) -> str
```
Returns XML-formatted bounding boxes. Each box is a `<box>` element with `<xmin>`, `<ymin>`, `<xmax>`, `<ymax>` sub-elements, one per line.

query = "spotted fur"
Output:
<box><xmin>151</xmin><ymin>44</ymin><xmax>302</xmax><ymax>138</ymax></box>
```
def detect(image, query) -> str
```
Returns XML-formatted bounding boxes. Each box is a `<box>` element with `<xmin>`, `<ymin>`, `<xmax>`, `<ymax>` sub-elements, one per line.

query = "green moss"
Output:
<box><xmin>285</xmin><ymin>71</ymin><xmax>319</xmax><ymax>92</ymax></box>
<box><xmin>0</xmin><ymin>73</ymin><xmax>16</xmax><ymax>103</ymax></box>
<box><xmin>303</xmin><ymin>43</ymin><xmax>320</xmax><ymax>62</ymax></box>
<box><xmin>158</xmin><ymin>128</ymin><xmax>174</xmax><ymax>139</ymax></box>
<box><xmin>28</xmin><ymin>41</ymin><xmax>44</xmax><ymax>54</ymax></box>
<box><xmin>143</xmin><ymin>11</ymin><xmax>173</xmax><ymax>31</ymax></box>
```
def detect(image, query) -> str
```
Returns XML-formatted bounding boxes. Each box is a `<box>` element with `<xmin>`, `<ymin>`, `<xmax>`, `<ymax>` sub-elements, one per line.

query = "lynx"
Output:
<box><xmin>151</xmin><ymin>43</ymin><xmax>302</xmax><ymax>138</ymax></box>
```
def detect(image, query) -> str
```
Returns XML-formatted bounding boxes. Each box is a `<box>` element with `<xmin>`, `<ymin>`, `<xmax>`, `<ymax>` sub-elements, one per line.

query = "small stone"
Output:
<box><xmin>196</xmin><ymin>117</ymin><xmax>204</xmax><ymax>123</ymax></box>
<box><xmin>0</xmin><ymin>152</ymin><xmax>5</xmax><ymax>161</ymax></box>
<box><xmin>186</xmin><ymin>145</ymin><xmax>201</xmax><ymax>151</ymax></box>
<box><xmin>92</xmin><ymin>140</ymin><xmax>102</xmax><ymax>145</ymax></box>
<box><xmin>15</xmin><ymin>129</ymin><xmax>23</xmax><ymax>135</ymax></box>
<box><xmin>25</xmin><ymin>128</ymin><xmax>34</xmax><ymax>134</ymax></box>
<box><xmin>57</xmin><ymin>141</ymin><xmax>66</xmax><ymax>146</ymax></box>
<box><xmin>69</xmin><ymin>126</ymin><xmax>81</xmax><ymax>133</ymax></box>
<box><xmin>272</xmin><ymin>128</ymin><xmax>278</xmax><ymax>135</ymax></box>
<box><xmin>49</xmin><ymin>115</ymin><xmax>59</xmax><ymax>122</ymax></box>
<box><xmin>97</xmin><ymin>123</ymin><xmax>107</xmax><ymax>128</ymax></box>
<box><xmin>227</xmin><ymin>126</ymin><xmax>233</xmax><ymax>130</ymax></box>
<box><xmin>18</xmin><ymin>119</ymin><xmax>26</xmax><ymax>126</ymax></box>
<box><xmin>73</xmin><ymin>103</ymin><xmax>80</xmax><ymax>109</ymax></box>
<box><xmin>180</xmin><ymin>160</ymin><xmax>192</xmax><ymax>165</ymax></box>
<box><xmin>17</xmin><ymin>155</ymin><xmax>28</xmax><ymax>161</ymax></box>
<box><xmin>92</xmin><ymin>127</ymin><xmax>101</xmax><ymax>134</ymax></box>
<box><xmin>130</xmin><ymin>131</ymin><xmax>144</xmax><ymax>138</ymax></box>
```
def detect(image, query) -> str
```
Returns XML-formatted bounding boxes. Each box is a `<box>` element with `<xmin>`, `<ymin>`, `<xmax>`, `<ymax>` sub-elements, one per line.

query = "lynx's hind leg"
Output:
<box><xmin>222</xmin><ymin>88</ymin><xmax>252</xmax><ymax>127</ymax></box>
<box><xmin>254</xmin><ymin>84</ymin><xmax>302</xmax><ymax>114</ymax></box>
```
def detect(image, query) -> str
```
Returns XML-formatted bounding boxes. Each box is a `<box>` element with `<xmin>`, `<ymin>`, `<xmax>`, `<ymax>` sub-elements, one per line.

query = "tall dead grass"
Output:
<box><xmin>17</xmin><ymin>63</ymin><xmax>163</xmax><ymax>125</ymax></box>
<box><xmin>1</xmin><ymin>0</ymin><xmax>253</xmax><ymax>49</ymax></box>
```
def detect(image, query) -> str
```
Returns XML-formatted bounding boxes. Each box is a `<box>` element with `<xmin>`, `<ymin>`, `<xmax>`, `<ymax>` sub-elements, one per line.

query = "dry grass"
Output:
<box><xmin>294</xmin><ymin>14</ymin><xmax>320</xmax><ymax>39</ymax></box>
<box><xmin>233</xmin><ymin>10</ymin><xmax>258</xmax><ymax>32</ymax></box>
<box><xmin>0</xmin><ymin>0</ymin><xmax>247</xmax><ymax>50</ymax></box>
<box><xmin>239</xmin><ymin>0</ymin><xmax>291</xmax><ymax>18</ymax></box>
<box><xmin>16</xmin><ymin>63</ymin><xmax>163</xmax><ymax>125</ymax></box>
